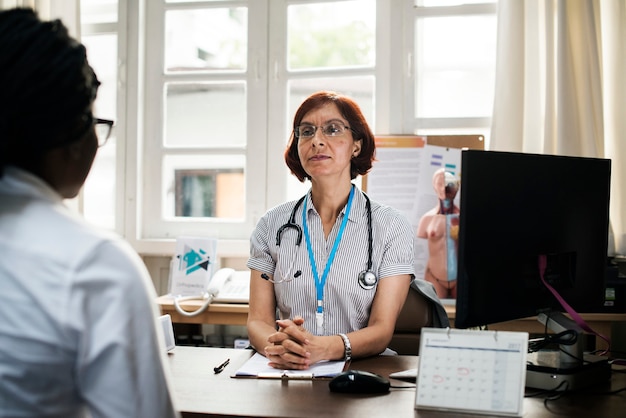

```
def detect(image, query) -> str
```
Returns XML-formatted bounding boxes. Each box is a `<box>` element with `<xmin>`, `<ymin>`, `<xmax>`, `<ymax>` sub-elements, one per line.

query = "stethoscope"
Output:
<box><xmin>274</xmin><ymin>189</ymin><xmax>377</xmax><ymax>290</ymax></box>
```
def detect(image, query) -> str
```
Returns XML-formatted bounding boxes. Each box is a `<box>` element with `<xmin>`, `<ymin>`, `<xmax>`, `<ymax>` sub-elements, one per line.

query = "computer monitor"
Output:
<box><xmin>455</xmin><ymin>149</ymin><xmax>612</xmax><ymax>390</ymax></box>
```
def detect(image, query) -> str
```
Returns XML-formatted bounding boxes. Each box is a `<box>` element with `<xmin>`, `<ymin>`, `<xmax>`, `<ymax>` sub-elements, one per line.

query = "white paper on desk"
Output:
<box><xmin>233</xmin><ymin>352</ymin><xmax>345</xmax><ymax>379</ymax></box>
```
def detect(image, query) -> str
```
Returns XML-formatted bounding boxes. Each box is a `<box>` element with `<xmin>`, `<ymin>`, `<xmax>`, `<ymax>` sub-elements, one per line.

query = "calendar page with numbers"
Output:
<box><xmin>415</xmin><ymin>328</ymin><xmax>528</xmax><ymax>417</ymax></box>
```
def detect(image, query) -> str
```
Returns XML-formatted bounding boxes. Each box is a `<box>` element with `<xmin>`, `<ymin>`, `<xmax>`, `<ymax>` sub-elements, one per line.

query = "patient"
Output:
<box><xmin>0</xmin><ymin>8</ymin><xmax>178</xmax><ymax>417</ymax></box>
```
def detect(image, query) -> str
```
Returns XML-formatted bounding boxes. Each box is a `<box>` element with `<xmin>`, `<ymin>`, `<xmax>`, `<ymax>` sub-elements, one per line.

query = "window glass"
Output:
<box><xmin>163</xmin><ymin>155</ymin><xmax>245</xmax><ymax>219</ymax></box>
<box><xmin>287</xmin><ymin>0</ymin><xmax>375</xmax><ymax>70</ymax></box>
<box><xmin>81</xmin><ymin>33</ymin><xmax>117</xmax><ymax>230</ymax></box>
<box><xmin>287</xmin><ymin>77</ymin><xmax>375</xmax><ymax>130</ymax></box>
<box><xmin>164</xmin><ymin>82</ymin><xmax>246</xmax><ymax>147</ymax></box>
<box><xmin>167</xmin><ymin>0</ymin><xmax>224</xmax><ymax>2</ymax></box>
<box><xmin>415</xmin><ymin>14</ymin><xmax>497</xmax><ymax>118</ymax></box>
<box><xmin>416</xmin><ymin>0</ymin><xmax>495</xmax><ymax>6</ymax></box>
<box><xmin>174</xmin><ymin>169</ymin><xmax>244</xmax><ymax>217</ymax></box>
<box><xmin>165</xmin><ymin>8</ymin><xmax>247</xmax><ymax>72</ymax></box>
<box><xmin>80</xmin><ymin>0</ymin><xmax>118</xmax><ymax>24</ymax></box>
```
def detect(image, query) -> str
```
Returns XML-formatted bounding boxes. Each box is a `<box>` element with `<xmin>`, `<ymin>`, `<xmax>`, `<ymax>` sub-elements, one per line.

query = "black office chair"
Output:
<box><xmin>389</xmin><ymin>287</ymin><xmax>433</xmax><ymax>355</ymax></box>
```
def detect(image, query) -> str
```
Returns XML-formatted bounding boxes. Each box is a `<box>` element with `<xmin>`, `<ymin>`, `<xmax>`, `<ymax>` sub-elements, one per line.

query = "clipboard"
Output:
<box><xmin>415</xmin><ymin>328</ymin><xmax>528</xmax><ymax>417</ymax></box>
<box><xmin>232</xmin><ymin>352</ymin><xmax>346</xmax><ymax>379</ymax></box>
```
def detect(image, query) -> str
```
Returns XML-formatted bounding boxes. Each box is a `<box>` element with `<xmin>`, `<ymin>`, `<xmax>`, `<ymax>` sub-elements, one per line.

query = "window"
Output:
<box><xmin>79</xmin><ymin>0</ymin><xmax>498</xmax><ymax>256</ymax></box>
<box><xmin>174</xmin><ymin>168</ymin><xmax>244</xmax><ymax>218</ymax></box>
<box><xmin>279</xmin><ymin>1</ymin><xmax>377</xmax><ymax>201</ymax></box>
<box><xmin>408</xmin><ymin>1</ymin><xmax>497</xmax><ymax>138</ymax></box>
<box><xmin>80</xmin><ymin>0</ymin><xmax>119</xmax><ymax>231</ymax></box>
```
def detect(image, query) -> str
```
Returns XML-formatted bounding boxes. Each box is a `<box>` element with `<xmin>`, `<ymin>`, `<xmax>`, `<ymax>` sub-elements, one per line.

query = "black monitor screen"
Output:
<box><xmin>455</xmin><ymin>150</ymin><xmax>611</xmax><ymax>329</ymax></box>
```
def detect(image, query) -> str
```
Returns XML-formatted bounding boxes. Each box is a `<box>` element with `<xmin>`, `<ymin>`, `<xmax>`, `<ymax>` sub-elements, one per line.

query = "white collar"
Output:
<box><xmin>0</xmin><ymin>166</ymin><xmax>64</xmax><ymax>204</ymax></box>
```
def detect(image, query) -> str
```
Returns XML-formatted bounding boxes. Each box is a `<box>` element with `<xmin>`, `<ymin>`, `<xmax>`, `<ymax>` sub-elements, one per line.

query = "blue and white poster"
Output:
<box><xmin>169</xmin><ymin>236</ymin><xmax>218</xmax><ymax>296</ymax></box>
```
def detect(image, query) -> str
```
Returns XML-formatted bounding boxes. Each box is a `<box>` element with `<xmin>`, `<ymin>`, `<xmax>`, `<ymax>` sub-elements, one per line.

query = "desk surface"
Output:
<box><xmin>168</xmin><ymin>346</ymin><xmax>626</xmax><ymax>418</ymax></box>
<box><xmin>158</xmin><ymin>295</ymin><xmax>626</xmax><ymax>323</ymax></box>
<box><xmin>157</xmin><ymin>295</ymin><xmax>249</xmax><ymax>325</ymax></box>
<box><xmin>158</xmin><ymin>296</ymin><xmax>625</xmax><ymax>352</ymax></box>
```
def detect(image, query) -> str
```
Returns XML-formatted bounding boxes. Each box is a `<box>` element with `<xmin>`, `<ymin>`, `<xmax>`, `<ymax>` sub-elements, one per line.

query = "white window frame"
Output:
<box><xmin>138</xmin><ymin>1</ymin><xmax>267</xmax><ymax>255</ymax></box>
<box><xmin>403</xmin><ymin>2</ymin><xmax>497</xmax><ymax>135</ymax></box>
<box><xmin>89</xmin><ymin>0</ymin><xmax>497</xmax><ymax>257</ymax></box>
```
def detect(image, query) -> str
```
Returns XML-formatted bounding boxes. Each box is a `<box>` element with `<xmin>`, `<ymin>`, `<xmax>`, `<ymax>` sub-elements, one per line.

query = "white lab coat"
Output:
<box><xmin>0</xmin><ymin>167</ymin><xmax>178</xmax><ymax>418</ymax></box>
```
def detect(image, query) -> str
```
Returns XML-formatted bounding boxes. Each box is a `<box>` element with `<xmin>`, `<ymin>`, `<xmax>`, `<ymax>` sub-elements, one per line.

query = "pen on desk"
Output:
<box><xmin>214</xmin><ymin>358</ymin><xmax>230</xmax><ymax>374</ymax></box>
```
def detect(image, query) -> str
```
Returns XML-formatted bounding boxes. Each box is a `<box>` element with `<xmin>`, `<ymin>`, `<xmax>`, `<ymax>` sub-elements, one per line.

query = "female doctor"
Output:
<box><xmin>247</xmin><ymin>91</ymin><xmax>415</xmax><ymax>370</ymax></box>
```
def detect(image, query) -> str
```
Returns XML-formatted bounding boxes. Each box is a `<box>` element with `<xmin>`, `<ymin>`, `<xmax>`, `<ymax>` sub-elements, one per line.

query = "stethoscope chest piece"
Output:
<box><xmin>358</xmin><ymin>270</ymin><xmax>377</xmax><ymax>290</ymax></box>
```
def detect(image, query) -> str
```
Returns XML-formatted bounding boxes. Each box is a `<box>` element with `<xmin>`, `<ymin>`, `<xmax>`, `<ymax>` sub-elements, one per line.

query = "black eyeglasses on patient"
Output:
<box><xmin>94</xmin><ymin>118</ymin><xmax>114</xmax><ymax>147</ymax></box>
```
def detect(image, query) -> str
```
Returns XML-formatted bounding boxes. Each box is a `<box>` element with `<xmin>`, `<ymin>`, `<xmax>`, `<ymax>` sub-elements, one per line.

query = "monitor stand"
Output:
<box><xmin>525</xmin><ymin>312</ymin><xmax>611</xmax><ymax>391</ymax></box>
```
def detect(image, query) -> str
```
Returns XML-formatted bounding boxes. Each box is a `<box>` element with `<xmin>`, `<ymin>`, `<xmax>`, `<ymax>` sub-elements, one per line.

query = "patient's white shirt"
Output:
<box><xmin>0</xmin><ymin>167</ymin><xmax>178</xmax><ymax>418</ymax></box>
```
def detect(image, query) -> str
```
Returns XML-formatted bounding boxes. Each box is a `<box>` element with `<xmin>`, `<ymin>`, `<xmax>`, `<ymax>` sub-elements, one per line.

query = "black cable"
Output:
<box><xmin>528</xmin><ymin>329</ymin><xmax>579</xmax><ymax>353</ymax></box>
<box><xmin>364</xmin><ymin>193</ymin><xmax>373</xmax><ymax>272</ymax></box>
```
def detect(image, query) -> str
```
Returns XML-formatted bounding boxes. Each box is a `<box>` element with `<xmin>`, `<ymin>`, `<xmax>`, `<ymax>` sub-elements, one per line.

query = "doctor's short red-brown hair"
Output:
<box><xmin>284</xmin><ymin>91</ymin><xmax>376</xmax><ymax>182</ymax></box>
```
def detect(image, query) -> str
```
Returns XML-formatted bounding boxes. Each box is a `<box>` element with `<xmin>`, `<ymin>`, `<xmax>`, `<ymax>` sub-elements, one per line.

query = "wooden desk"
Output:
<box><xmin>157</xmin><ymin>295</ymin><xmax>624</xmax><ymax>351</ymax></box>
<box><xmin>445</xmin><ymin>305</ymin><xmax>626</xmax><ymax>352</ymax></box>
<box><xmin>168</xmin><ymin>346</ymin><xmax>626</xmax><ymax>417</ymax></box>
<box><xmin>157</xmin><ymin>295</ymin><xmax>248</xmax><ymax>326</ymax></box>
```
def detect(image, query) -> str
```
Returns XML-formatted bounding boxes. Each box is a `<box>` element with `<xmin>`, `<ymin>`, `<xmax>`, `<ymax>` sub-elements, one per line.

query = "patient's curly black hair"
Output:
<box><xmin>0</xmin><ymin>7</ymin><xmax>100</xmax><ymax>177</ymax></box>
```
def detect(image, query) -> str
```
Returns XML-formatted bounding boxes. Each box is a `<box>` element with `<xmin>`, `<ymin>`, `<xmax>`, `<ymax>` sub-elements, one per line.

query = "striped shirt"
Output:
<box><xmin>248</xmin><ymin>187</ymin><xmax>415</xmax><ymax>336</ymax></box>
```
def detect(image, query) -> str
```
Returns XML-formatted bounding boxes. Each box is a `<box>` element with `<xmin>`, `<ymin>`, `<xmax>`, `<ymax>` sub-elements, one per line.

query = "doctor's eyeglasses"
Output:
<box><xmin>94</xmin><ymin>118</ymin><xmax>114</xmax><ymax>147</ymax></box>
<box><xmin>294</xmin><ymin>122</ymin><xmax>351</xmax><ymax>139</ymax></box>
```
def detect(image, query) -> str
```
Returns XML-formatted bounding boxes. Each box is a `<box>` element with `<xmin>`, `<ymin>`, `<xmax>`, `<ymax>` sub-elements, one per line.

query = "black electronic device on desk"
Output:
<box><xmin>455</xmin><ymin>149</ymin><xmax>612</xmax><ymax>391</ymax></box>
<box><xmin>329</xmin><ymin>370</ymin><xmax>390</xmax><ymax>394</ymax></box>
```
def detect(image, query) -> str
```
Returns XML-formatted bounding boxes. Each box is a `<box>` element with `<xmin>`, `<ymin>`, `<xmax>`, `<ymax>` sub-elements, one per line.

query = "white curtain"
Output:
<box><xmin>0</xmin><ymin>0</ymin><xmax>80</xmax><ymax>36</ymax></box>
<box><xmin>491</xmin><ymin>0</ymin><xmax>626</xmax><ymax>255</ymax></box>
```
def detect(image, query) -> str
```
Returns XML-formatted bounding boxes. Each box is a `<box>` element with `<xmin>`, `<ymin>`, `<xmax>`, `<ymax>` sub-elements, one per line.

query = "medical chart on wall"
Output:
<box><xmin>364</xmin><ymin>136</ymin><xmax>426</xmax><ymax>217</ymax></box>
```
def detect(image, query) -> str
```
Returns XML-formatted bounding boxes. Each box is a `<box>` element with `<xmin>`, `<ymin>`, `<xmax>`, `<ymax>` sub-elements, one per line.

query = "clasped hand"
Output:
<box><xmin>264</xmin><ymin>316</ymin><xmax>317</xmax><ymax>370</ymax></box>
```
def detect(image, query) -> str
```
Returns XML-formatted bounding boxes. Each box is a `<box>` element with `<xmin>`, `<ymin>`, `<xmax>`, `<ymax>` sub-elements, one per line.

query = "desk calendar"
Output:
<box><xmin>415</xmin><ymin>328</ymin><xmax>528</xmax><ymax>417</ymax></box>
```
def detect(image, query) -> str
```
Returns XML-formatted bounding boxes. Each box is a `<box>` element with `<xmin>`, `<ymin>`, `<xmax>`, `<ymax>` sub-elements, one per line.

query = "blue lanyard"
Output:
<box><xmin>302</xmin><ymin>186</ymin><xmax>355</xmax><ymax>333</ymax></box>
